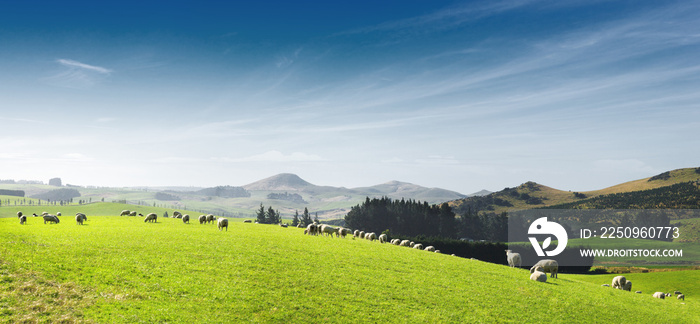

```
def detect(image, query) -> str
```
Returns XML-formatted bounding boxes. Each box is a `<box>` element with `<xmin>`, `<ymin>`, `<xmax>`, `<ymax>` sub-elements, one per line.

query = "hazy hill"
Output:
<box><xmin>0</xmin><ymin>173</ymin><xmax>467</xmax><ymax>220</ymax></box>
<box><xmin>450</xmin><ymin>167</ymin><xmax>700</xmax><ymax>215</ymax></box>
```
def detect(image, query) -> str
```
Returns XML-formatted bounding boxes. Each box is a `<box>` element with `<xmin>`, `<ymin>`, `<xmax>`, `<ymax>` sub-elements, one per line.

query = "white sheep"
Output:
<box><xmin>17</xmin><ymin>211</ymin><xmax>23</xmax><ymax>218</ymax></box>
<box><xmin>144</xmin><ymin>213</ymin><xmax>157</xmax><ymax>223</ymax></box>
<box><xmin>337</xmin><ymin>227</ymin><xmax>350</xmax><ymax>238</ymax></box>
<box><xmin>677</xmin><ymin>294</ymin><xmax>684</xmax><ymax>301</ymax></box>
<box><xmin>19</xmin><ymin>215</ymin><xmax>27</xmax><ymax>225</ymax></box>
<box><xmin>182</xmin><ymin>214</ymin><xmax>190</xmax><ymax>224</ymax></box>
<box><xmin>57</xmin><ymin>212</ymin><xmax>62</xmax><ymax>216</ymax></box>
<box><xmin>530</xmin><ymin>259</ymin><xmax>558</xmax><ymax>278</ymax></box>
<box><xmin>378</xmin><ymin>234</ymin><xmax>387</xmax><ymax>243</ymax></box>
<box><xmin>75</xmin><ymin>213</ymin><xmax>87</xmax><ymax>225</ymax></box>
<box><xmin>434</xmin><ymin>250</ymin><xmax>441</xmax><ymax>253</ymax></box>
<box><xmin>652</xmin><ymin>292</ymin><xmax>665</xmax><ymax>299</ymax></box>
<box><xmin>217</xmin><ymin>218</ymin><xmax>228</xmax><ymax>231</ymax></box>
<box><xmin>198</xmin><ymin>215</ymin><xmax>207</xmax><ymax>224</ymax></box>
<box><xmin>305</xmin><ymin>224</ymin><xmax>318</xmax><ymax>236</ymax></box>
<box><xmin>359</xmin><ymin>231</ymin><xmax>365</xmax><ymax>239</ymax></box>
<box><xmin>120</xmin><ymin>210</ymin><xmax>131</xmax><ymax>216</ymax></box>
<box><xmin>206</xmin><ymin>214</ymin><xmax>216</xmax><ymax>224</ymax></box>
<box><xmin>505</xmin><ymin>250</ymin><xmax>522</xmax><ymax>268</ymax></box>
<box><xmin>530</xmin><ymin>267</ymin><xmax>547</xmax><ymax>282</ymax></box>
<box><xmin>43</xmin><ymin>214</ymin><xmax>59</xmax><ymax>224</ymax></box>
<box><xmin>173</xmin><ymin>211</ymin><xmax>182</xmax><ymax>218</ymax></box>
<box><xmin>129</xmin><ymin>211</ymin><xmax>137</xmax><ymax>216</ymax></box>
<box><xmin>399</xmin><ymin>240</ymin><xmax>411</xmax><ymax>247</ymax></box>
<box><xmin>612</xmin><ymin>276</ymin><xmax>627</xmax><ymax>290</ymax></box>
<box><xmin>320</xmin><ymin>224</ymin><xmax>337</xmax><ymax>237</ymax></box>
<box><xmin>623</xmin><ymin>280</ymin><xmax>632</xmax><ymax>292</ymax></box>
<box><xmin>353</xmin><ymin>230</ymin><xmax>360</xmax><ymax>238</ymax></box>
<box><xmin>409</xmin><ymin>242</ymin><xmax>415</xmax><ymax>248</ymax></box>
<box><xmin>424</xmin><ymin>246</ymin><xmax>436</xmax><ymax>252</ymax></box>
<box><xmin>366</xmin><ymin>232</ymin><xmax>377</xmax><ymax>241</ymax></box>
<box><xmin>413</xmin><ymin>243</ymin><xmax>424</xmax><ymax>250</ymax></box>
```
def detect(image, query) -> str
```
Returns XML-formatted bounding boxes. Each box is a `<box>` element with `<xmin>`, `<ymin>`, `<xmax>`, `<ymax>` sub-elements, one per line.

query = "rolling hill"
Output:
<box><xmin>450</xmin><ymin>167</ymin><xmax>700</xmax><ymax>215</ymax></box>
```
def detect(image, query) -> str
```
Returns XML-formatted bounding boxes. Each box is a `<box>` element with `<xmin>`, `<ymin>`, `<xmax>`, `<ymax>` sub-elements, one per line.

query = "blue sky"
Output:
<box><xmin>1</xmin><ymin>0</ymin><xmax>699</xmax><ymax>194</ymax></box>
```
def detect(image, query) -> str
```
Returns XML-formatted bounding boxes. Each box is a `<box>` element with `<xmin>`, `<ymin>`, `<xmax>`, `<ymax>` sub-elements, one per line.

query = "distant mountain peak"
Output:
<box><xmin>243</xmin><ymin>173</ymin><xmax>312</xmax><ymax>191</ymax></box>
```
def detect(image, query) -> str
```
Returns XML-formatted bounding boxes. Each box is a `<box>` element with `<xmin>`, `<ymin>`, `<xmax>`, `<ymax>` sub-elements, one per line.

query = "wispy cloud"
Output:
<box><xmin>43</xmin><ymin>58</ymin><xmax>113</xmax><ymax>89</ymax></box>
<box><xmin>57</xmin><ymin>59</ymin><xmax>112</xmax><ymax>74</ymax></box>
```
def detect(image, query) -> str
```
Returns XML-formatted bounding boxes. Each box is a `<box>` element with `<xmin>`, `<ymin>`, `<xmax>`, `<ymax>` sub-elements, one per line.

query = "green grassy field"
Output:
<box><xmin>1</xmin><ymin>207</ymin><xmax>698</xmax><ymax>323</ymax></box>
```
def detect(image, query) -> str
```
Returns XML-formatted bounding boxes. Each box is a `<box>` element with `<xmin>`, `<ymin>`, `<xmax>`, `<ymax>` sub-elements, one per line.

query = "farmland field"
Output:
<box><xmin>0</xmin><ymin>208</ymin><xmax>698</xmax><ymax>323</ymax></box>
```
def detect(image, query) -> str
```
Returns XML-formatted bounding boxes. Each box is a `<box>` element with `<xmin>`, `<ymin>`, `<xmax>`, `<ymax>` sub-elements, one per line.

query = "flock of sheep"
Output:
<box><xmin>16</xmin><ymin>209</ymin><xmax>230</xmax><ymax>231</ymax></box>
<box><xmin>16</xmin><ymin>211</ymin><xmax>83</xmax><ymax>225</ymax></box>
<box><xmin>506</xmin><ymin>249</ymin><xmax>687</xmax><ymax>302</ymax></box>
<box><xmin>301</xmin><ymin>223</ymin><xmax>442</xmax><ymax>254</ymax></box>
<box><xmin>602</xmin><ymin>275</ymin><xmax>686</xmax><ymax>301</ymax></box>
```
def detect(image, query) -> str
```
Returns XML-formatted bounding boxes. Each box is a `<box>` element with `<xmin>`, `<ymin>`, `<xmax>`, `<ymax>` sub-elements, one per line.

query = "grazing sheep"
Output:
<box><xmin>353</xmin><ymin>230</ymin><xmax>360</xmax><ymax>238</ymax></box>
<box><xmin>17</xmin><ymin>211</ymin><xmax>23</xmax><ymax>218</ymax></box>
<box><xmin>653</xmin><ymin>292</ymin><xmax>665</xmax><ymax>299</ymax></box>
<box><xmin>425</xmin><ymin>246</ymin><xmax>436</xmax><ymax>252</ymax></box>
<box><xmin>56</xmin><ymin>212</ymin><xmax>61</xmax><ymax>216</ymax></box>
<box><xmin>144</xmin><ymin>213</ymin><xmax>157</xmax><ymax>223</ymax></box>
<box><xmin>75</xmin><ymin>213</ymin><xmax>87</xmax><ymax>225</ymax></box>
<box><xmin>674</xmin><ymin>291</ymin><xmax>682</xmax><ymax>295</ymax></box>
<box><xmin>19</xmin><ymin>215</ymin><xmax>27</xmax><ymax>225</ymax></box>
<box><xmin>678</xmin><ymin>294</ymin><xmax>685</xmax><ymax>301</ymax></box>
<box><xmin>413</xmin><ymin>243</ymin><xmax>424</xmax><ymax>250</ymax></box>
<box><xmin>623</xmin><ymin>280</ymin><xmax>632</xmax><ymax>292</ymax></box>
<box><xmin>378</xmin><ymin>233</ymin><xmax>388</xmax><ymax>243</ymax></box>
<box><xmin>217</xmin><ymin>218</ymin><xmax>229</xmax><ymax>231</ymax></box>
<box><xmin>173</xmin><ymin>211</ymin><xmax>182</xmax><ymax>218</ymax></box>
<box><xmin>305</xmin><ymin>224</ymin><xmax>318</xmax><ymax>236</ymax></box>
<box><xmin>399</xmin><ymin>240</ymin><xmax>411</xmax><ymax>247</ymax></box>
<box><xmin>42</xmin><ymin>212</ymin><xmax>49</xmax><ymax>216</ymax></box>
<box><xmin>530</xmin><ymin>259</ymin><xmax>559</xmax><ymax>278</ymax></box>
<box><xmin>359</xmin><ymin>231</ymin><xmax>365</xmax><ymax>239</ymax></box>
<box><xmin>120</xmin><ymin>210</ymin><xmax>131</xmax><ymax>216</ymax></box>
<box><xmin>612</xmin><ymin>276</ymin><xmax>627</xmax><ymax>290</ymax></box>
<box><xmin>366</xmin><ymin>232</ymin><xmax>377</xmax><ymax>241</ymax></box>
<box><xmin>410</xmin><ymin>242</ymin><xmax>415</xmax><ymax>248</ymax></box>
<box><xmin>43</xmin><ymin>214</ymin><xmax>59</xmax><ymax>224</ymax></box>
<box><xmin>666</xmin><ymin>293</ymin><xmax>672</xmax><ymax>297</ymax></box>
<box><xmin>280</xmin><ymin>224</ymin><xmax>288</xmax><ymax>228</ymax></box>
<box><xmin>435</xmin><ymin>250</ymin><xmax>441</xmax><ymax>253</ymax></box>
<box><xmin>320</xmin><ymin>224</ymin><xmax>337</xmax><ymax>237</ymax></box>
<box><xmin>182</xmin><ymin>214</ymin><xmax>190</xmax><ymax>224</ymax></box>
<box><xmin>206</xmin><ymin>214</ymin><xmax>216</xmax><ymax>224</ymax></box>
<box><xmin>199</xmin><ymin>215</ymin><xmax>207</xmax><ymax>224</ymax></box>
<box><xmin>505</xmin><ymin>250</ymin><xmax>522</xmax><ymax>268</ymax></box>
<box><xmin>635</xmin><ymin>291</ymin><xmax>642</xmax><ymax>294</ymax></box>
<box><xmin>244</xmin><ymin>220</ymin><xmax>252</xmax><ymax>223</ymax></box>
<box><xmin>129</xmin><ymin>211</ymin><xmax>137</xmax><ymax>216</ymax></box>
<box><xmin>337</xmin><ymin>227</ymin><xmax>350</xmax><ymax>238</ymax></box>
<box><xmin>530</xmin><ymin>267</ymin><xmax>547</xmax><ymax>282</ymax></box>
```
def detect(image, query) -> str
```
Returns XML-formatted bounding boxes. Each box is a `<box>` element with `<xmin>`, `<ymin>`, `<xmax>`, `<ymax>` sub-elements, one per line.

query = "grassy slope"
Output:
<box><xmin>0</xmin><ymin>214</ymin><xmax>697</xmax><ymax>323</ymax></box>
<box><xmin>449</xmin><ymin>167</ymin><xmax>700</xmax><ymax>215</ymax></box>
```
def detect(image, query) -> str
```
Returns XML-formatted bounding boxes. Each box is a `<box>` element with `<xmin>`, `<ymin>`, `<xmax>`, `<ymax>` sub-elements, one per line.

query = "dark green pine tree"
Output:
<box><xmin>314</xmin><ymin>212</ymin><xmax>319</xmax><ymax>224</ymax></box>
<box><xmin>266</xmin><ymin>206</ymin><xmax>278</xmax><ymax>224</ymax></box>
<box><xmin>301</xmin><ymin>207</ymin><xmax>312</xmax><ymax>226</ymax></box>
<box><xmin>292</xmin><ymin>210</ymin><xmax>300</xmax><ymax>226</ymax></box>
<box><xmin>256</xmin><ymin>203</ymin><xmax>266</xmax><ymax>224</ymax></box>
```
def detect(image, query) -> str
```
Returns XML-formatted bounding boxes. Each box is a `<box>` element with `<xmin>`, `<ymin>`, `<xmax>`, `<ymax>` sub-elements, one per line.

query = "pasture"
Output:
<box><xmin>0</xmin><ymin>209</ymin><xmax>698</xmax><ymax>323</ymax></box>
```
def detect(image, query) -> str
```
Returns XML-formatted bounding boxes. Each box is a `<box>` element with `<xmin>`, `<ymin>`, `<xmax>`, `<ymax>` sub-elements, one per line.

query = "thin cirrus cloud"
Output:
<box><xmin>42</xmin><ymin>58</ymin><xmax>113</xmax><ymax>89</ymax></box>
